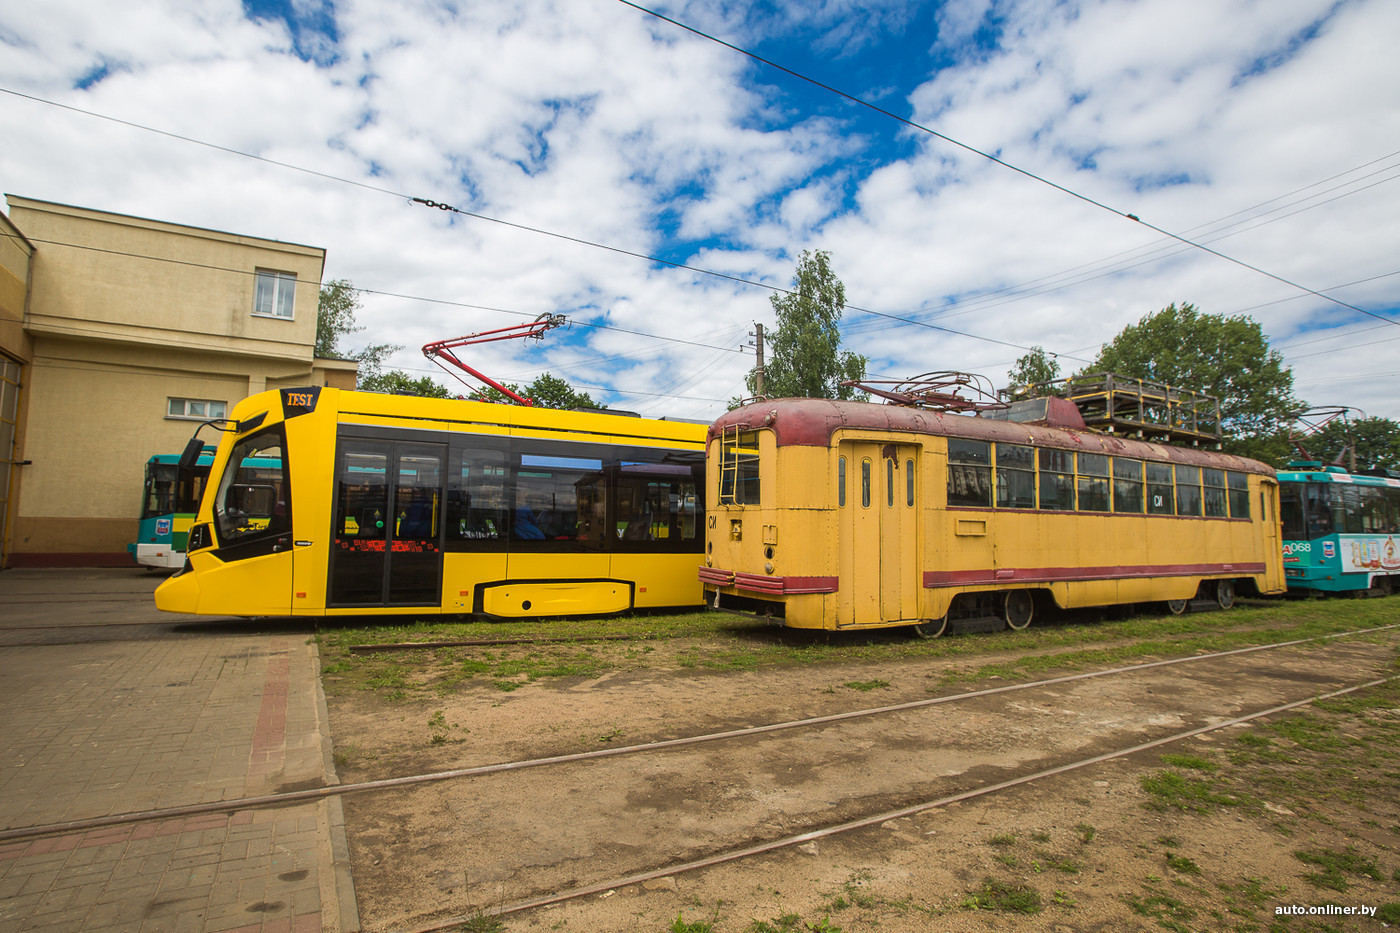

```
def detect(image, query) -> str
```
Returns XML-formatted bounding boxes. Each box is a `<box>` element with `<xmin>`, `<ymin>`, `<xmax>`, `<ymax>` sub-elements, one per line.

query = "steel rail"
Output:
<box><xmin>414</xmin><ymin>674</ymin><xmax>1395</xmax><ymax>932</ymax></box>
<box><xmin>0</xmin><ymin>622</ymin><xmax>1394</xmax><ymax>847</ymax></box>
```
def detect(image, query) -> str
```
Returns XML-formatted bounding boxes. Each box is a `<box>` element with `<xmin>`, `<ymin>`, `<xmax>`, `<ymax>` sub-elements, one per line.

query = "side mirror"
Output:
<box><xmin>178</xmin><ymin>437</ymin><xmax>205</xmax><ymax>472</ymax></box>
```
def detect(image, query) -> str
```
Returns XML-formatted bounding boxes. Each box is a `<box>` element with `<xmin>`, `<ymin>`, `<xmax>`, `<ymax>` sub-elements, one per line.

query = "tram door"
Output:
<box><xmin>329</xmin><ymin>439</ymin><xmax>446</xmax><ymax>607</ymax></box>
<box><xmin>839</xmin><ymin>442</ymin><xmax>921</xmax><ymax>626</ymax></box>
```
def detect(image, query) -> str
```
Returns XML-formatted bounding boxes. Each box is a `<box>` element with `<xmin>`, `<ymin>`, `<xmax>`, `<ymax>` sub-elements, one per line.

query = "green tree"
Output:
<box><xmin>742</xmin><ymin>250</ymin><xmax>867</xmax><ymax>403</ymax></box>
<box><xmin>358</xmin><ymin>370</ymin><xmax>454</xmax><ymax>398</ymax></box>
<box><xmin>316</xmin><ymin>278</ymin><xmax>362</xmax><ymax>358</ymax></box>
<box><xmin>470</xmin><ymin>373</ymin><xmax>604</xmax><ymax>409</ymax></box>
<box><xmin>1298</xmin><ymin>416</ymin><xmax>1400</xmax><ymax>471</ymax></box>
<box><xmin>1081</xmin><ymin>302</ymin><xmax>1303</xmax><ymax>460</ymax></box>
<box><xmin>315</xmin><ymin>278</ymin><xmax>405</xmax><ymax>390</ymax></box>
<box><xmin>1006</xmin><ymin>347</ymin><xmax>1061</xmax><ymax>398</ymax></box>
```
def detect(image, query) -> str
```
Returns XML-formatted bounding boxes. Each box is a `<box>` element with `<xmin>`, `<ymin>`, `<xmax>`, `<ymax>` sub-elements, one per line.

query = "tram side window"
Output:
<box><xmin>615</xmin><ymin>459</ymin><xmax>702</xmax><ymax>551</ymax></box>
<box><xmin>445</xmin><ymin>447</ymin><xmax>508</xmax><ymax>545</ymax></box>
<box><xmin>838</xmin><ymin>456</ymin><xmax>846</xmax><ymax>508</ymax></box>
<box><xmin>1112</xmin><ymin>459</ymin><xmax>1144</xmax><ymax>513</ymax></box>
<box><xmin>213</xmin><ymin>428</ymin><xmax>289</xmax><ymax>545</ymax></box>
<box><xmin>995</xmin><ymin>443</ymin><xmax>1035</xmax><ymax>509</ymax></box>
<box><xmin>1175</xmin><ymin>465</ymin><xmax>1203</xmax><ymax>517</ymax></box>
<box><xmin>513</xmin><ymin>453</ymin><xmax>603</xmax><ymax>547</ymax></box>
<box><xmin>1203</xmin><ymin>469</ymin><xmax>1227</xmax><ymax>517</ymax></box>
<box><xmin>336</xmin><ymin>451</ymin><xmax>389</xmax><ymax>541</ymax></box>
<box><xmin>1038</xmin><ymin>449</ymin><xmax>1074</xmax><ymax>511</ymax></box>
<box><xmin>1359</xmin><ymin>486</ymin><xmax>1390</xmax><ymax>533</ymax></box>
<box><xmin>1228</xmin><ymin>472</ymin><xmax>1251</xmax><ymax>519</ymax></box>
<box><xmin>1279</xmin><ymin>484</ymin><xmax>1306</xmax><ymax>539</ymax></box>
<box><xmin>1330</xmin><ymin>484</ymin><xmax>1363</xmax><ymax>534</ymax></box>
<box><xmin>947</xmin><ymin>439</ymin><xmax>991</xmax><ymax>507</ymax></box>
<box><xmin>1304</xmin><ymin>484</ymin><xmax>1334</xmax><ymax>537</ymax></box>
<box><xmin>1146</xmin><ymin>463</ymin><xmax>1174</xmax><ymax>515</ymax></box>
<box><xmin>144</xmin><ymin>463</ymin><xmax>177</xmax><ymax>517</ymax></box>
<box><xmin>1077</xmin><ymin>453</ymin><xmax>1110</xmax><ymax>512</ymax></box>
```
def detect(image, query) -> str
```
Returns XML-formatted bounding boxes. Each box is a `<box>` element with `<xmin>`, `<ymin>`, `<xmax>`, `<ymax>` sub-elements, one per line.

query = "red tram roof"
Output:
<box><xmin>710</xmin><ymin>397</ymin><xmax>1274</xmax><ymax>476</ymax></box>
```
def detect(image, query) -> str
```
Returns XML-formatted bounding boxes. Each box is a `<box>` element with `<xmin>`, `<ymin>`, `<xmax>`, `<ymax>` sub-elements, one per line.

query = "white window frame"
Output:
<box><xmin>167</xmin><ymin>398</ymin><xmax>228</xmax><ymax>421</ymax></box>
<box><xmin>253</xmin><ymin>269</ymin><xmax>297</xmax><ymax>319</ymax></box>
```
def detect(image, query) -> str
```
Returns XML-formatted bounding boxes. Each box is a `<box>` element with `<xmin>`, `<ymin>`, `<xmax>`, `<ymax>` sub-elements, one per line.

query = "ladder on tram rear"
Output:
<box><xmin>718</xmin><ymin>422</ymin><xmax>757</xmax><ymax>504</ymax></box>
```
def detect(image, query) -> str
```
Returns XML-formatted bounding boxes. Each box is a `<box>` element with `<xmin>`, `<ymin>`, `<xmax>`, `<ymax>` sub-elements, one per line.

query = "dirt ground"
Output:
<box><xmin>325</xmin><ymin>633</ymin><xmax>1400</xmax><ymax>933</ymax></box>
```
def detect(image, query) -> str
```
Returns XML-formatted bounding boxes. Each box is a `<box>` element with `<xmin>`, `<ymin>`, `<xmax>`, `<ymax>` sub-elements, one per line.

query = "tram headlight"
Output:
<box><xmin>764</xmin><ymin>561</ymin><xmax>774</xmax><ymax>575</ymax></box>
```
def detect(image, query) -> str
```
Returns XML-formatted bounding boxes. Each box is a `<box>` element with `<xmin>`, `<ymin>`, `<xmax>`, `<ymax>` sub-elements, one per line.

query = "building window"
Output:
<box><xmin>253</xmin><ymin>269</ymin><xmax>297</xmax><ymax>319</ymax></box>
<box><xmin>167</xmin><ymin>398</ymin><xmax>227</xmax><ymax>421</ymax></box>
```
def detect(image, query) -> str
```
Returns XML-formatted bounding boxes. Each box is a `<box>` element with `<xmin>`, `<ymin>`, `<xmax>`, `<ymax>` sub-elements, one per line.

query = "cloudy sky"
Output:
<box><xmin>3</xmin><ymin>0</ymin><xmax>1398</xmax><ymax>422</ymax></box>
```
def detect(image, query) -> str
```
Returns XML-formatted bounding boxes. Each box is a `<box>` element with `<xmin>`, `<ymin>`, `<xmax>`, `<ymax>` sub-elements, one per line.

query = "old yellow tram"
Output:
<box><xmin>699</xmin><ymin>385</ymin><xmax>1285</xmax><ymax>633</ymax></box>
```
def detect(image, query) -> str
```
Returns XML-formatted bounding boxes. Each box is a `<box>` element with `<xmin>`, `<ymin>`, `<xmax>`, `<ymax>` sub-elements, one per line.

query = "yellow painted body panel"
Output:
<box><xmin>155</xmin><ymin>547</ymin><xmax>292</xmax><ymax>616</ymax></box>
<box><xmin>613</xmin><ymin>553</ymin><xmax>705</xmax><ymax>608</ymax></box>
<box><xmin>481</xmin><ymin>580</ymin><xmax>631</xmax><ymax>618</ymax></box>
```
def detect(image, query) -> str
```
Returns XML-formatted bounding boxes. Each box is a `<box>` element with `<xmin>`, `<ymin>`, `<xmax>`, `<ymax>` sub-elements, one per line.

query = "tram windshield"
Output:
<box><xmin>213</xmin><ymin>428</ymin><xmax>290</xmax><ymax>545</ymax></box>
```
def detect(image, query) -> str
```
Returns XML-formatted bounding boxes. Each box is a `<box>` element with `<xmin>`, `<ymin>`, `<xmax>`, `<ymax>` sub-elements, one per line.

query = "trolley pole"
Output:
<box><xmin>752</xmin><ymin>323</ymin><xmax>766</xmax><ymax>398</ymax></box>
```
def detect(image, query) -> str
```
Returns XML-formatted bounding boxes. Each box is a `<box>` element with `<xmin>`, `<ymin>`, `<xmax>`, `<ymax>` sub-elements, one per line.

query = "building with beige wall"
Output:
<box><xmin>1</xmin><ymin>196</ymin><xmax>357</xmax><ymax>567</ymax></box>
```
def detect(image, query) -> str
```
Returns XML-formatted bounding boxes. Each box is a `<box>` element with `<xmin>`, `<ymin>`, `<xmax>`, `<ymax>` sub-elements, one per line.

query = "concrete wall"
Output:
<box><xmin>0</xmin><ymin>212</ymin><xmax>33</xmax><ymax>568</ymax></box>
<box><xmin>3</xmin><ymin>196</ymin><xmax>358</xmax><ymax>566</ymax></box>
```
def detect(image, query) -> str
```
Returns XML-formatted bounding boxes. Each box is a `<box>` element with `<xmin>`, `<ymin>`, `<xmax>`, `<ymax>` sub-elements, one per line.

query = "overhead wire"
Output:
<box><xmin>0</xmin><ymin>230</ymin><xmax>747</xmax><ymax>358</ymax></box>
<box><xmin>842</xmin><ymin>159</ymin><xmax>1400</xmax><ymax>338</ymax></box>
<box><xmin>0</xmin><ymin>85</ymin><xmax>1074</xmax><ymax>367</ymax></box>
<box><xmin>617</xmin><ymin>0</ymin><xmax>1400</xmax><ymax>329</ymax></box>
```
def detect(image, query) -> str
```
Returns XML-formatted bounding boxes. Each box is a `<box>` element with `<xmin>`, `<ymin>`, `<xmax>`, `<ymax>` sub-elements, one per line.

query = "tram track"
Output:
<box><xmin>3</xmin><ymin>623</ymin><xmax>1394</xmax><ymax>853</ymax></box>
<box><xmin>412</xmin><ymin>674</ymin><xmax>1395</xmax><ymax>933</ymax></box>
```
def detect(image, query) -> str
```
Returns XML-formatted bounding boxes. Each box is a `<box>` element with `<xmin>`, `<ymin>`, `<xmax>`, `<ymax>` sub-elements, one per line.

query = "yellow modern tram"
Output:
<box><xmin>699</xmin><ymin>397</ymin><xmax>1285</xmax><ymax>633</ymax></box>
<box><xmin>155</xmin><ymin>387</ymin><xmax>706</xmax><ymax>617</ymax></box>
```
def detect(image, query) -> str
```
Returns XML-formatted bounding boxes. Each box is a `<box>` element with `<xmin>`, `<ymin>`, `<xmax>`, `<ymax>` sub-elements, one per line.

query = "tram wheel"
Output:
<box><xmin>1215</xmin><ymin>579</ymin><xmax>1236</xmax><ymax>610</ymax></box>
<box><xmin>1004</xmin><ymin>591</ymin><xmax>1034</xmax><ymax>631</ymax></box>
<box><xmin>1165</xmin><ymin>598</ymin><xmax>1189</xmax><ymax>615</ymax></box>
<box><xmin>907</xmin><ymin>617</ymin><xmax>948</xmax><ymax>639</ymax></box>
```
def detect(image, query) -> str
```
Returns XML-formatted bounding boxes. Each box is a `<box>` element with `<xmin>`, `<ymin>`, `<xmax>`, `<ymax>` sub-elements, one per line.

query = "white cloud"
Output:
<box><xmin>1</xmin><ymin>0</ymin><xmax>1397</xmax><ymax>424</ymax></box>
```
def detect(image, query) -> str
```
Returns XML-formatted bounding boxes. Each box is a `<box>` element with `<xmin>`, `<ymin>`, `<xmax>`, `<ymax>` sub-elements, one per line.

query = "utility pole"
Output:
<box><xmin>750</xmin><ymin>323</ymin><xmax>766</xmax><ymax>398</ymax></box>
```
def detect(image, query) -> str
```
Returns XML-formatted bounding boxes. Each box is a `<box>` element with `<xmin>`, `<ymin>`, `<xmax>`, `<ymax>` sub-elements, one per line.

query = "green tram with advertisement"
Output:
<box><xmin>1278</xmin><ymin>463</ymin><xmax>1400</xmax><ymax>596</ymax></box>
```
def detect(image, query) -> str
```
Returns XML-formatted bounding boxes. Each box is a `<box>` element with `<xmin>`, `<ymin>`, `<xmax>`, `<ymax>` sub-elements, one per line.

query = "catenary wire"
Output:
<box><xmin>0</xmin><ymin>87</ymin><xmax>1084</xmax><ymax>366</ymax></box>
<box><xmin>617</xmin><ymin>1</ymin><xmax>1399</xmax><ymax>329</ymax></box>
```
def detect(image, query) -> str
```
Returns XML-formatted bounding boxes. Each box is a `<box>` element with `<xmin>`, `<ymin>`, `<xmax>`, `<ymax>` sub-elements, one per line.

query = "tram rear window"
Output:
<box><xmin>719</xmin><ymin>432</ymin><xmax>761</xmax><ymax>505</ymax></box>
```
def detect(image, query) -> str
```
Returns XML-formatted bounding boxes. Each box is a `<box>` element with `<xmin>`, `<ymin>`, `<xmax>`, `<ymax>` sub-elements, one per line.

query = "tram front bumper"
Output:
<box><xmin>154</xmin><ymin>567</ymin><xmax>202</xmax><ymax>614</ymax></box>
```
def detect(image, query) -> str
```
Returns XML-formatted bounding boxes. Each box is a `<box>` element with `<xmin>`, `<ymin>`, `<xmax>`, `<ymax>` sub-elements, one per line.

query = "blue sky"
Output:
<box><xmin>3</xmin><ymin>0</ymin><xmax>1399</xmax><ymax>419</ymax></box>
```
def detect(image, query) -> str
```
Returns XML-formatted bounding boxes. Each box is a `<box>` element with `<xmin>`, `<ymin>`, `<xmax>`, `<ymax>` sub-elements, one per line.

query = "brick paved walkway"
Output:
<box><xmin>0</xmin><ymin>572</ymin><xmax>357</xmax><ymax>932</ymax></box>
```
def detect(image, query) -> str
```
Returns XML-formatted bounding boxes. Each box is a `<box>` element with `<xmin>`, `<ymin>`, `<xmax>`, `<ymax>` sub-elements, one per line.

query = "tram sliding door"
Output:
<box><xmin>839</xmin><ymin>442</ymin><xmax>921</xmax><ymax>626</ymax></box>
<box><xmin>329</xmin><ymin>439</ymin><xmax>446</xmax><ymax>608</ymax></box>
